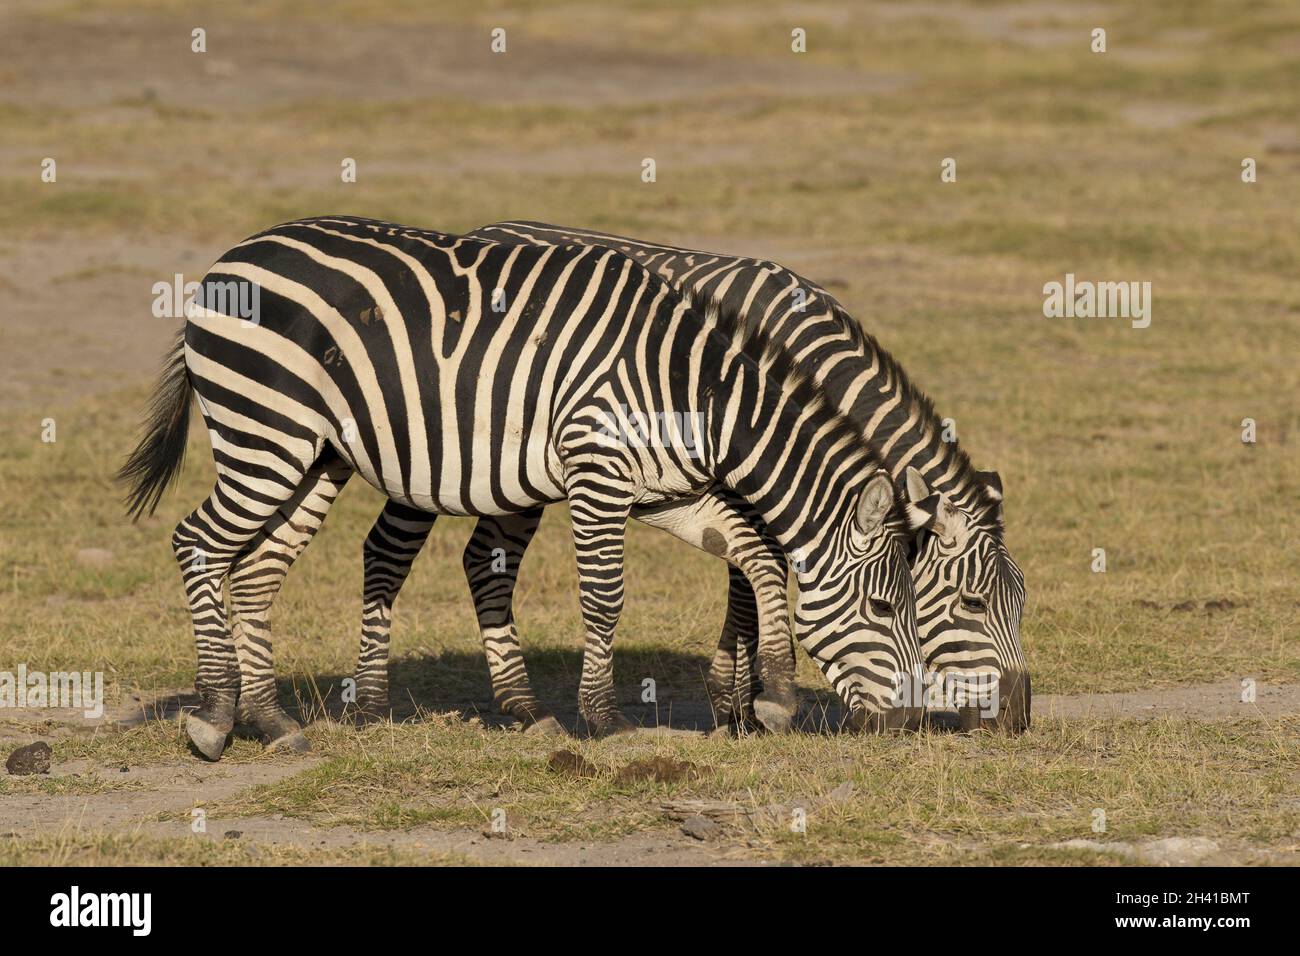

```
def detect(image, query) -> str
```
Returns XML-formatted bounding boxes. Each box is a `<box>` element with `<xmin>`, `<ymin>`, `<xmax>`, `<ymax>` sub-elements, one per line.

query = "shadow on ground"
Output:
<box><xmin>111</xmin><ymin>648</ymin><xmax>877</xmax><ymax>738</ymax></box>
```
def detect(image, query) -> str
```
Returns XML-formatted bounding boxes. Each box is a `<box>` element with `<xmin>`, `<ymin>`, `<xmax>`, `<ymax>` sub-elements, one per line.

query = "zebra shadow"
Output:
<box><xmin>120</xmin><ymin>652</ymin><xmax>964</xmax><ymax>740</ymax></box>
<box><xmin>223</xmin><ymin>647</ymin><xmax>887</xmax><ymax>739</ymax></box>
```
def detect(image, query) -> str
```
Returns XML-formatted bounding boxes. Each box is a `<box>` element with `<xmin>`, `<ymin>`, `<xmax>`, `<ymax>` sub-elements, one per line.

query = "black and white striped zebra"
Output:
<box><xmin>119</xmin><ymin>216</ymin><xmax>925</xmax><ymax>759</ymax></box>
<box><xmin>314</xmin><ymin>221</ymin><xmax>1030</xmax><ymax>733</ymax></box>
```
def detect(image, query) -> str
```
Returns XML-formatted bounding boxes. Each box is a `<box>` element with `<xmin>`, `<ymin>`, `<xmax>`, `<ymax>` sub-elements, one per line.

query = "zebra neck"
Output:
<box><xmin>709</xmin><ymin>387</ymin><xmax>865</xmax><ymax>557</ymax></box>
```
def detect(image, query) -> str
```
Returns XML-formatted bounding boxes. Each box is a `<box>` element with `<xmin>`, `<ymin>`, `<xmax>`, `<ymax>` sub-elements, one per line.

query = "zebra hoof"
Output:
<box><xmin>266</xmin><ymin>730</ymin><xmax>311</xmax><ymax>754</ymax></box>
<box><xmin>186</xmin><ymin>712</ymin><xmax>231</xmax><ymax>761</ymax></box>
<box><xmin>239</xmin><ymin>702</ymin><xmax>306</xmax><ymax>746</ymax></box>
<box><xmin>845</xmin><ymin>704</ymin><xmax>920</xmax><ymax>735</ymax></box>
<box><xmin>753</xmin><ymin>693</ymin><xmax>796</xmax><ymax>734</ymax></box>
<box><xmin>587</xmin><ymin>713</ymin><xmax>637</xmax><ymax>738</ymax></box>
<box><xmin>523</xmin><ymin>715</ymin><xmax>567</xmax><ymax>737</ymax></box>
<box><xmin>351</xmin><ymin>707</ymin><xmax>389</xmax><ymax>727</ymax></box>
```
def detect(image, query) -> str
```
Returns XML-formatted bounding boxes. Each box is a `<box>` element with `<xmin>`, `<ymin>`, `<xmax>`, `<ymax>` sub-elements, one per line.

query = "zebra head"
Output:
<box><xmin>792</xmin><ymin>469</ymin><xmax>925</xmax><ymax>732</ymax></box>
<box><xmin>903</xmin><ymin>467</ymin><xmax>1030</xmax><ymax>732</ymax></box>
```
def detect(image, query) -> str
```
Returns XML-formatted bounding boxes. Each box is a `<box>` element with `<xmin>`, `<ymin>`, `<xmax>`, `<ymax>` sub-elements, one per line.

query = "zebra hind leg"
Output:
<box><xmin>174</xmin><ymin>469</ymin><xmax>317</xmax><ymax>760</ymax></box>
<box><xmin>463</xmin><ymin>511</ymin><xmax>563</xmax><ymax>735</ymax></box>
<box><xmin>230</xmin><ymin>454</ymin><xmax>352</xmax><ymax>751</ymax></box>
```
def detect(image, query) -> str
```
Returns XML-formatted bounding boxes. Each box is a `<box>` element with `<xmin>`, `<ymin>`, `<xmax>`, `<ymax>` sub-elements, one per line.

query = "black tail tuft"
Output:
<box><xmin>117</xmin><ymin>328</ymin><xmax>193</xmax><ymax>520</ymax></box>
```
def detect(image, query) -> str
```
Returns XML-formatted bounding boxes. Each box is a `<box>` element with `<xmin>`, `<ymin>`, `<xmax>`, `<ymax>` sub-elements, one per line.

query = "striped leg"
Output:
<box><xmin>230</xmin><ymin>452</ymin><xmax>352</xmax><ymax>750</ymax></box>
<box><xmin>705</xmin><ymin>567</ymin><xmax>762</xmax><ymax>729</ymax></box>
<box><xmin>356</xmin><ymin>503</ymin><xmax>438</xmax><ymax>716</ymax></box>
<box><xmin>463</xmin><ymin>510</ymin><xmax>562</xmax><ymax>733</ymax></box>
<box><xmin>173</xmin><ymin>464</ymin><xmax>317</xmax><ymax>760</ymax></box>
<box><xmin>633</xmin><ymin>491</ymin><xmax>794</xmax><ymax>733</ymax></box>
<box><xmin>564</xmin><ymin>473</ymin><xmax>636</xmax><ymax>737</ymax></box>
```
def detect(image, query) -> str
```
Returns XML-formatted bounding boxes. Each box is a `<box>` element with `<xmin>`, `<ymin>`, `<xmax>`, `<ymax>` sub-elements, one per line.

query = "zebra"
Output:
<box><xmin>314</xmin><ymin>221</ymin><xmax>1030</xmax><ymax>735</ymax></box>
<box><xmin>118</xmin><ymin>215</ymin><xmax>925</xmax><ymax>760</ymax></box>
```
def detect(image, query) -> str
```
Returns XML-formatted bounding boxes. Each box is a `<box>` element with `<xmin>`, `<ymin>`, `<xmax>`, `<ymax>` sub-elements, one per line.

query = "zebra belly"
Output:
<box><xmin>335</xmin><ymin>410</ymin><xmax>567</xmax><ymax>517</ymax></box>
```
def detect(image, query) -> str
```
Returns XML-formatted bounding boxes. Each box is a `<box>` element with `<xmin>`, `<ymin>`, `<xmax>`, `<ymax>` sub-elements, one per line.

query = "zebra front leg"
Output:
<box><xmin>230</xmin><ymin>453</ymin><xmax>352</xmax><ymax>751</ymax></box>
<box><xmin>464</xmin><ymin>511</ymin><xmax>563</xmax><ymax>735</ymax></box>
<box><xmin>357</xmin><ymin>502</ymin><xmax>438</xmax><ymax>718</ymax></box>
<box><xmin>633</xmin><ymin>492</ymin><xmax>794</xmax><ymax>733</ymax></box>
<box><xmin>565</xmin><ymin>479</ymin><xmax>636</xmax><ymax>737</ymax></box>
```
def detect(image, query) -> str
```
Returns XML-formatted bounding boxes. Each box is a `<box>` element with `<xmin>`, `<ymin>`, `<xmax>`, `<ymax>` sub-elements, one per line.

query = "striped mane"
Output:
<box><xmin>690</xmin><ymin>280</ymin><xmax>1003</xmax><ymax>536</ymax></box>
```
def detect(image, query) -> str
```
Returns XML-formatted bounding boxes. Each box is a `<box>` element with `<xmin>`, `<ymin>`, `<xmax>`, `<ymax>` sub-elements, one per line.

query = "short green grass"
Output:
<box><xmin>1</xmin><ymin>0</ymin><xmax>1297</xmax><ymax>864</ymax></box>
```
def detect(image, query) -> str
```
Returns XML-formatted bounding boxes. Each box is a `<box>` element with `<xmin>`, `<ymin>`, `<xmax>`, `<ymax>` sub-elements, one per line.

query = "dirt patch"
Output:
<box><xmin>614</xmin><ymin>755</ymin><xmax>698</xmax><ymax>784</ymax></box>
<box><xmin>0</xmin><ymin>237</ymin><xmax>204</xmax><ymax>412</ymax></box>
<box><xmin>1036</xmin><ymin>679</ymin><xmax>1300</xmax><ymax>721</ymax></box>
<box><xmin>0</xmin><ymin>756</ymin><xmax>320</xmax><ymax>834</ymax></box>
<box><xmin>3</xmin><ymin>12</ymin><xmax>905</xmax><ymax>112</ymax></box>
<box><xmin>1049</xmin><ymin>836</ymin><xmax>1295</xmax><ymax>867</ymax></box>
<box><xmin>546</xmin><ymin>749</ymin><xmax>598</xmax><ymax>778</ymax></box>
<box><xmin>137</xmin><ymin>815</ymin><xmax>767</xmax><ymax>866</ymax></box>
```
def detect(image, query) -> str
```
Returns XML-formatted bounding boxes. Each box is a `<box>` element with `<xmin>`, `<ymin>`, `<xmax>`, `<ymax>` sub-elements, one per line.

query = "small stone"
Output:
<box><xmin>6</xmin><ymin>742</ymin><xmax>52</xmax><ymax>775</ymax></box>
<box><xmin>681</xmin><ymin>815</ymin><xmax>719</xmax><ymax>841</ymax></box>
<box><xmin>223</xmin><ymin>830</ymin><xmax>243</xmax><ymax>840</ymax></box>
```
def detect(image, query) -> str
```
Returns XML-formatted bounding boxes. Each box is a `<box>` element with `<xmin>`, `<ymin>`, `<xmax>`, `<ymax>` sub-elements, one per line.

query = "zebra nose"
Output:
<box><xmin>1000</xmin><ymin>668</ymin><xmax>1031</xmax><ymax>733</ymax></box>
<box><xmin>956</xmin><ymin>668</ymin><xmax>1031</xmax><ymax>735</ymax></box>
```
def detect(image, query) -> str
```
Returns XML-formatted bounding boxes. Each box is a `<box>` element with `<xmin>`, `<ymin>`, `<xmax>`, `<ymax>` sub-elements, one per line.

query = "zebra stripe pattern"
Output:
<box><xmin>338</xmin><ymin>220</ymin><xmax>1029</xmax><ymax>733</ymax></box>
<box><xmin>119</xmin><ymin>216</ymin><xmax>924</xmax><ymax>759</ymax></box>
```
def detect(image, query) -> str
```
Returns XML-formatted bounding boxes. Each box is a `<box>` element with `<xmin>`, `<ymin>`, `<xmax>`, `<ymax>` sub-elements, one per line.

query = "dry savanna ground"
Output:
<box><xmin>0</xmin><ymin>0</ymin><xmax>1297</xmax><ymax>865</ymax></box>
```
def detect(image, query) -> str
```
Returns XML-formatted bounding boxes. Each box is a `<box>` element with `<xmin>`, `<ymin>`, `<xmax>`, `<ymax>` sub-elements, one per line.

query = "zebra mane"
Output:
<box><xmin>684</xmin><ymin>291</ymin><xmax>910</xmax><ymax>540</ymax></box>
<box><xmin>818</xmin><ymin>298</ymin><xmax>1005</xmax><ymax>534</ymax></box>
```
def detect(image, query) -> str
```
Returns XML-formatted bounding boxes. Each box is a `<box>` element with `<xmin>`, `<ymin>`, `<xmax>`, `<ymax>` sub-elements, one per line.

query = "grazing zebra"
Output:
<box><xmin>326</xmin><ymin>221</ymin><xmax>1031</xmax><ymax>734</ymax></box>
<box><xmin>118</xmin><ymin>216</ymin><xmax>924</xmax><ymax>760</ymax></box>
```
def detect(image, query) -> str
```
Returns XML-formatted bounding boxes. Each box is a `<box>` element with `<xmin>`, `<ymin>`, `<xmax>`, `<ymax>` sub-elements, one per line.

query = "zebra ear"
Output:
<box><xmin>978</xmin><ymin>470</ymin><xmax>1003</xmax><ymax>502</ymax></box>
<box><xmin>854</xmin><ymin>469</ymin><xmax>895</xmax><ymax>535</ymax></box>
<box><xmin>904</xmin><ymin>466</ymin><xmax>931</xmax><ymax>505</ymax></box>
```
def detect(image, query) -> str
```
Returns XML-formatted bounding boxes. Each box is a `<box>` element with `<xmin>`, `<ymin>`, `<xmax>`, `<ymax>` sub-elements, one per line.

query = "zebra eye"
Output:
<box><xmin>869</xmin><ymin>598</ymin><xmax>895</xmax><ymax>618</ymax></box>
<box><xmin>960</xmin><ymin>594</ymin><xmax>987</xmax><ymax>614</ymax></box>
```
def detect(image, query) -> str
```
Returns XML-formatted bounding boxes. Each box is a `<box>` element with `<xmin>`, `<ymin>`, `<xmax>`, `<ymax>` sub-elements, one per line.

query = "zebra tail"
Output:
<box><xmin>116</xmin><ymin>327</ymin><xmax>193</xmax><ymax>520</ymax></box>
